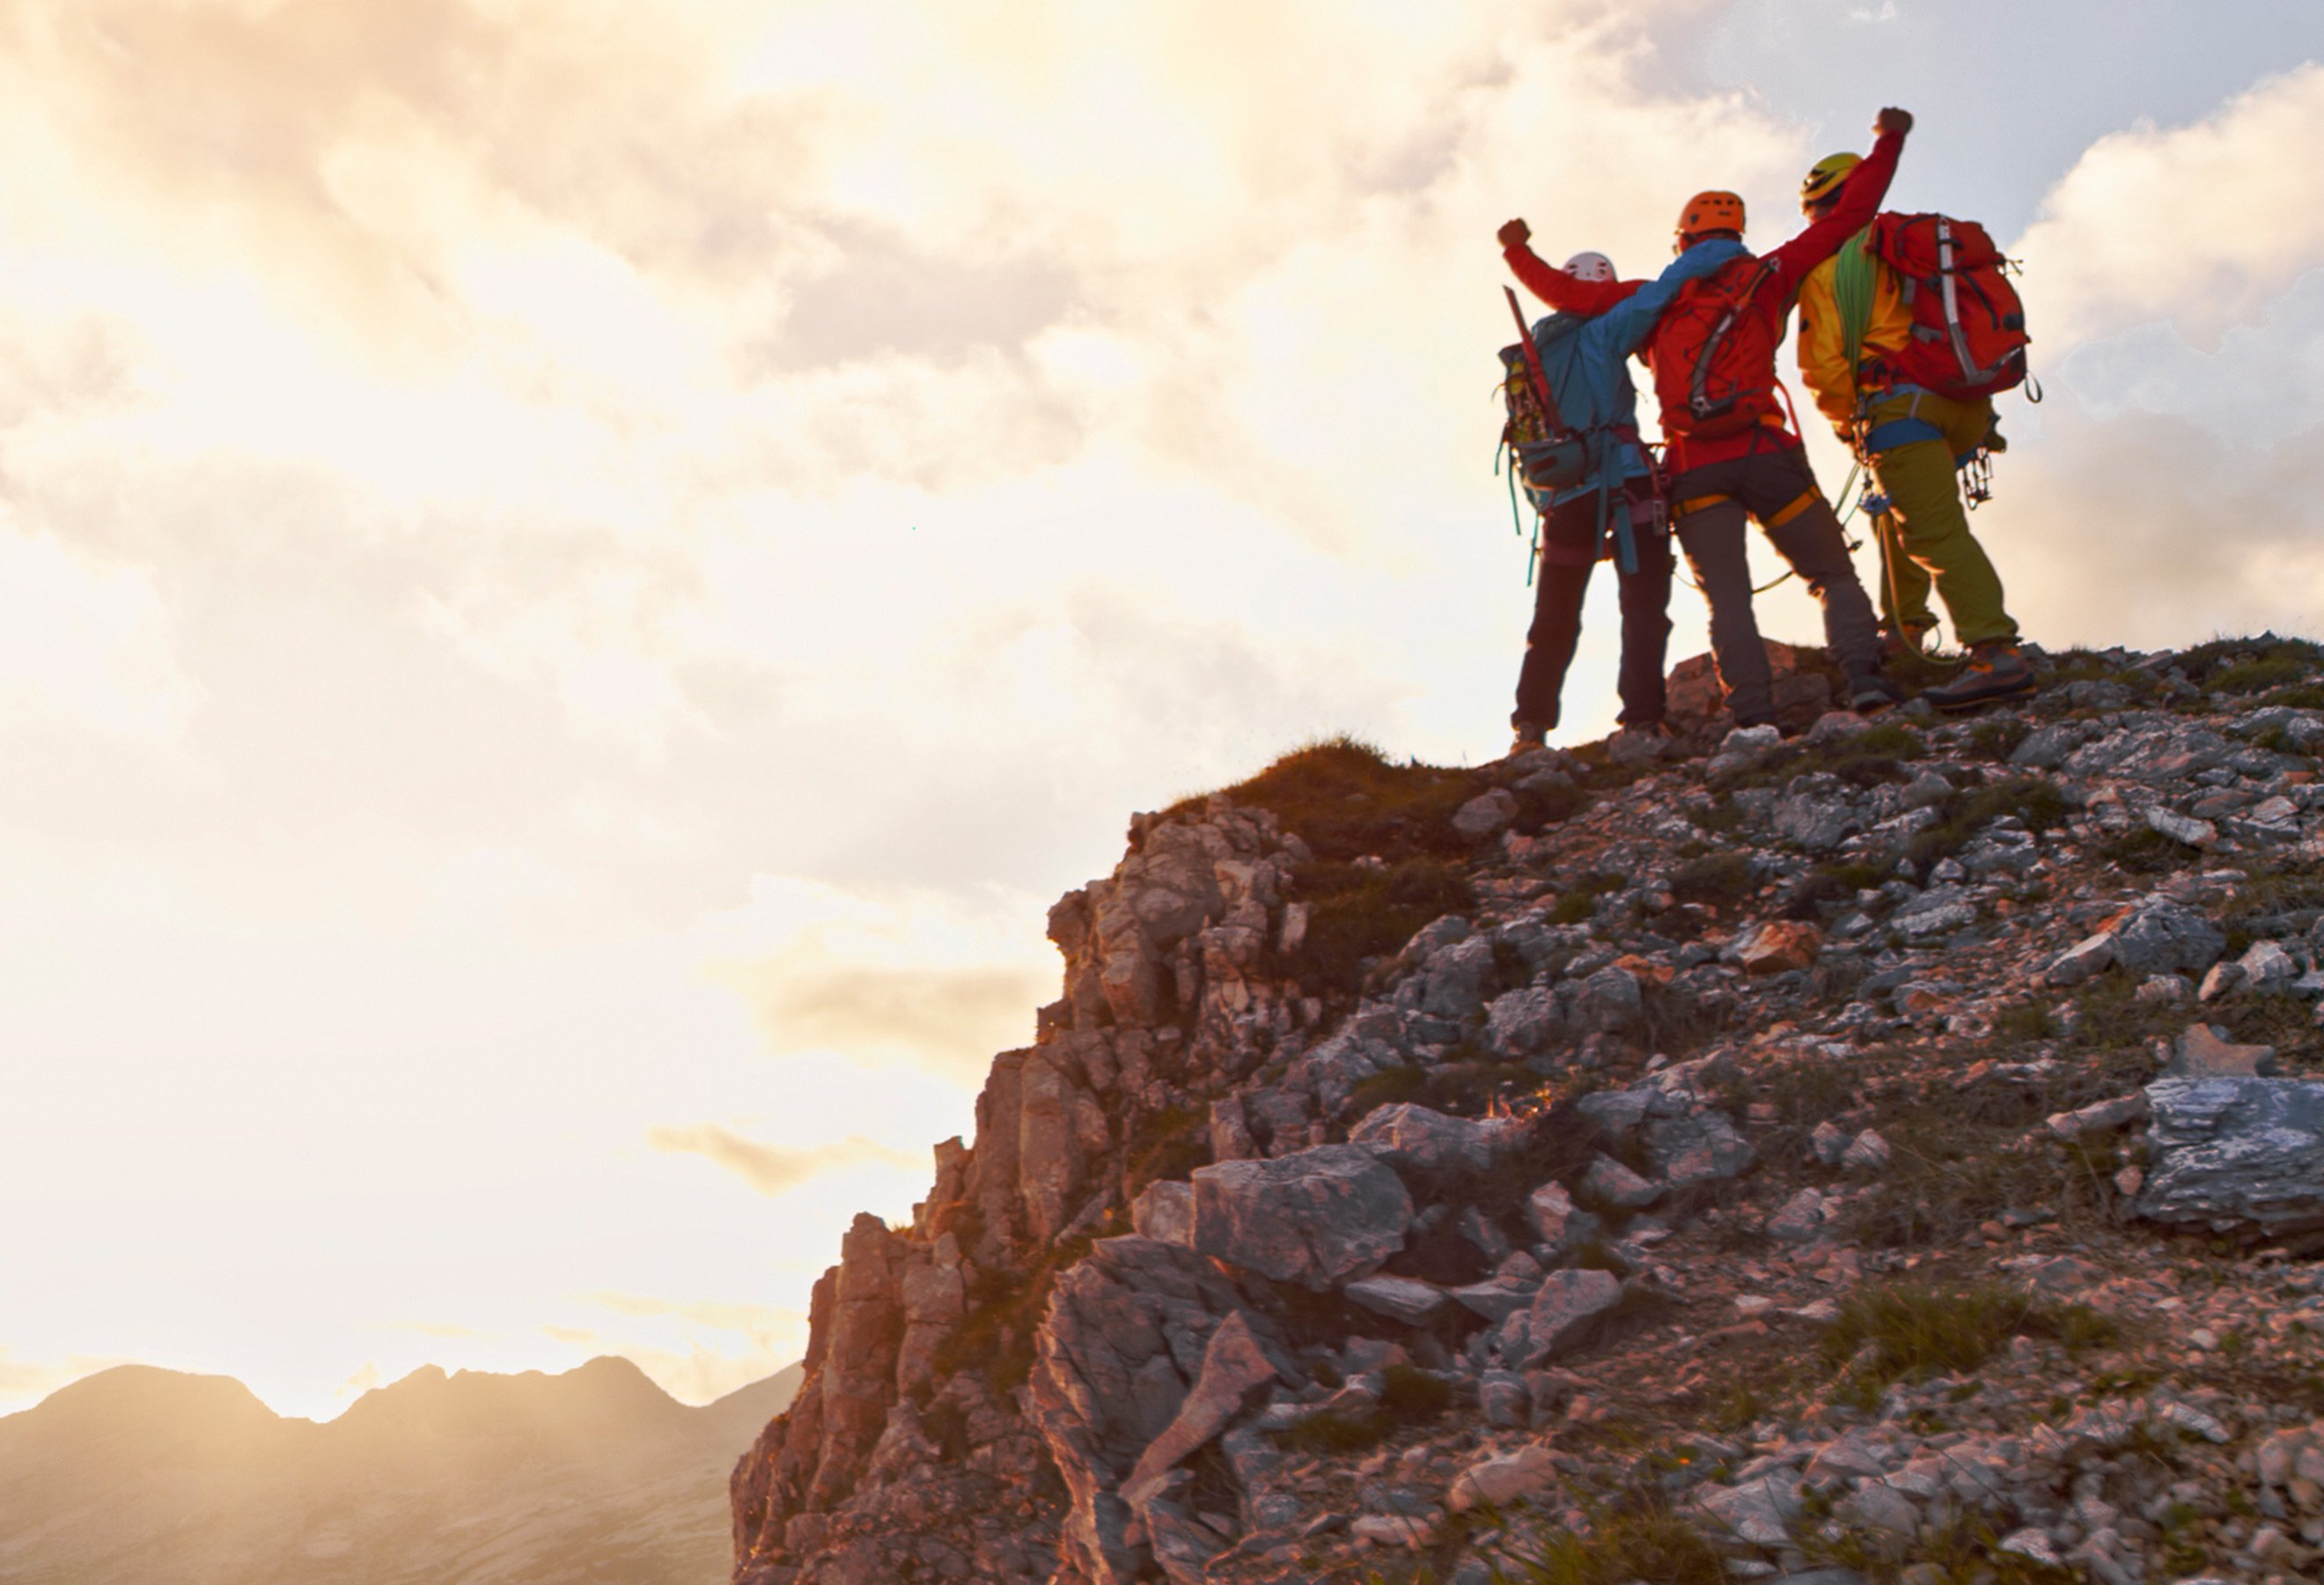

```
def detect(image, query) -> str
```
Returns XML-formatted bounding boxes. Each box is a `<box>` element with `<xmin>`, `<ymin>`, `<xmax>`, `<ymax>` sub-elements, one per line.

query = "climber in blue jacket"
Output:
<box><xmin>1499</xmin><ymin>234</ymin><xmax>1729</xmax><ymax>753</ymax></box>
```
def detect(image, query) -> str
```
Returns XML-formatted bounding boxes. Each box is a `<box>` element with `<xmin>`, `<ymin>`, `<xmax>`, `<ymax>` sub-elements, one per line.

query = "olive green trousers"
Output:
<box><xmin>1863</xmin><ymin>388</ymin><xmax>2018</xmax><ymax>648</ymax></box>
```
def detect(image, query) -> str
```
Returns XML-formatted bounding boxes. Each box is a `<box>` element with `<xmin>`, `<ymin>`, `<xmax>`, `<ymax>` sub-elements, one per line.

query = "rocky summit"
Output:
<box><xmin>730</xmin><ymin>637</ymin><xmax>2324</xmax><ymax>1585</ymax></box>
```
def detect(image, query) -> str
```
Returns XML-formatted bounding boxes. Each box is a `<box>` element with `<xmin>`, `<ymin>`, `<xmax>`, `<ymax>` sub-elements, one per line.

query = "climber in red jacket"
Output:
<box><xmin>1498</xmin><ymin>107</ymin><xmax>1914</xmax><ymax>727</ymax></box>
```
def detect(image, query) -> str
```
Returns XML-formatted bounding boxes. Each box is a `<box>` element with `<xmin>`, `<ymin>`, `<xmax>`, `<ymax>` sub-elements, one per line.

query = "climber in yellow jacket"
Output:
<box><xmin>1794</xmin><ymin>152</ymin><xmax>2036</xmax><ymax>711</ymax></box>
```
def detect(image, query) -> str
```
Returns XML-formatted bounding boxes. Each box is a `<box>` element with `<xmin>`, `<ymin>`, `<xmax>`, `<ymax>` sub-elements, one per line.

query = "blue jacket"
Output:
<box><xmin>1526</xmin><ymin>243</ymin><xmax>1734</xmax><ymax>512</ymax></box>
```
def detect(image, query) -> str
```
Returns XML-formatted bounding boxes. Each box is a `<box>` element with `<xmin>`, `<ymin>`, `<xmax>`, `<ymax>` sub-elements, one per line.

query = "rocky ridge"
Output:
<box><xmin>732</xmin><ymin>637</ymin><xmax>2324</xmax><ymax>1585</ymax></box>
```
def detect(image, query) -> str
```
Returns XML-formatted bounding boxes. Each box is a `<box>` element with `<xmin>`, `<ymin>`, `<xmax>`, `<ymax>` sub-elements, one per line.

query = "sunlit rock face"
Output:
<box><xmin>731</xmin><ymin>638</ymin><xmax>2324</xmax><ymax>1585</ymax></box>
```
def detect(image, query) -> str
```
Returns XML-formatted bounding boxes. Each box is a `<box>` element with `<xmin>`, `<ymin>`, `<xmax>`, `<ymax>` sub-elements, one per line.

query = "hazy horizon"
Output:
<box><xmin>6</xmin><ymin>0</ymin><xmax>2324</xmax><ymax>1423</ymax></box>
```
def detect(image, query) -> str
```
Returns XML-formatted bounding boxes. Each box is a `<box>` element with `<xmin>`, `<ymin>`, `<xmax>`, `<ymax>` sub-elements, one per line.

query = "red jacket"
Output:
<box><xmin>1504</xmin><ymin>129</ymin><xmax>1902</xmax><ymax>475</ymax></box>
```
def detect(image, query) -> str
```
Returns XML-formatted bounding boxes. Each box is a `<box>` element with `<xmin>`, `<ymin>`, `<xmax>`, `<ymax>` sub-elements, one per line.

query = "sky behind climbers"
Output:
<box><xmin>2</xmin><ymin>0</ymin><xmax>2321</xmax><ymax>1419</ymax></box>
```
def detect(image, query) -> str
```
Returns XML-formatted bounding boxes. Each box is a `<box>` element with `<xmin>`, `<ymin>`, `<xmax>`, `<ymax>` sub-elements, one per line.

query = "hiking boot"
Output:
<box><xmin>1923</xmin><ymin>639</ymin><xmax>2038</xmax><ymax>713</ymax></box>
<box><xmin>1509</xmin><ymin>721</ymin><xmax>1548</xmax><ymax>756</ymax></box>
<box><xmin>1607</xmin><ymin>719</ymin><xmax>1674</xmax><ymax>763</ymax></box>
<box><xmin>1845</xmin><ymin>671</ymin><xmax>1904</xmax><ymax>713</ymax></box>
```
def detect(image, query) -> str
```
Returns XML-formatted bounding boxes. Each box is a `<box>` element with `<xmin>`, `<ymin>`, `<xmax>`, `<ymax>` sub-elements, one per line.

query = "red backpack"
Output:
<box><xmin>1651</xmin><ymin>254</ymin><xmax>1787</xmax><ymax>442</ymax></box>
<box><xmin>1864</xmin><ymin>212</ymin><xmax>2029</xmax><ymax>400</ymax></box>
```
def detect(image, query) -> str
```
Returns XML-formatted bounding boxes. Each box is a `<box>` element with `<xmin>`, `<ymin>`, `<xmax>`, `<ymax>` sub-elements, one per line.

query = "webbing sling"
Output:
<box><xmin>1833</xmin><ymin>225</ymin><xmax>1878</xmax><ymax>390</ymax></box>
<box><xmin>1672</xmin><ymin>488</ymin><xmax>1816</xmax><ymax>529</ymax></box>
<box><xmin>1764</xmin><ymin>490</ymin><xmax>1819</xmax><ymax>530</ymax></box>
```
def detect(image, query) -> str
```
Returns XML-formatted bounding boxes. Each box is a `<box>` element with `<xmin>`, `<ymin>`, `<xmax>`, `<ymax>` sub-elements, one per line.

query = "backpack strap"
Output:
<box><xmin>1685</xmin><ymin>258</ymin><xmax>1780</xmax><ymax>423</ymax></box>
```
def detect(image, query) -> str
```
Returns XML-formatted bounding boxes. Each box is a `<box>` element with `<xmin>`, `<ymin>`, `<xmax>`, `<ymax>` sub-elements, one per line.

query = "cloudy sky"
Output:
<box><xmin>4</xmin><ymin>0</ymin><xmax>2321</xmax><ymax>1420</ymax></box>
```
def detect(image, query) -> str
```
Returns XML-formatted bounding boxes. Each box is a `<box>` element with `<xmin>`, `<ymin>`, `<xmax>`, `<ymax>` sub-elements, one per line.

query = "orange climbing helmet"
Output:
<box><xmin>1799</xmin><ymin>152</ymin><xmax>1862</xmax><ymax>210</ymax></box>
<box><xmin>1675</xmin><ymin>189</ymin><xmax>1747</xmax><ymax>242</ymax></box>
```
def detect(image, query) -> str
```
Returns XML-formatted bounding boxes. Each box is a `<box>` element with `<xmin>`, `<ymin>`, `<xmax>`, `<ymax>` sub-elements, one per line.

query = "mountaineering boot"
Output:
<box><xmin>1845</xmin><ymin>671</ymin><xmax>1904</xmax><ymax>713</ymax></box>
<box><xmin>1607</xmin><ymin>719</ymin><xmax>1674</xmax><ymax>762</ymax></box>
<box><xmin>1923</xmin><ymin>639</ymin><xmax>2038</xmax><ymax>712</ymax></box>
<box><xmin>1509</xmin><ymin>721</ymin><xmax>1549</xmax><ymax>756</ymax></box>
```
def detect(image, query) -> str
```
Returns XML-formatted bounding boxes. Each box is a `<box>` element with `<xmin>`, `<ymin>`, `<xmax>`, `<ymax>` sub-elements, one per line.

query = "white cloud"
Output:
<box><xmin>2016</xmin><ymin>63</ymin><xmax>2324</xmax><ymax>348</ymax></box>
<box><xmin>1982</xmin><ymin>64</ymin><xmax>2324</xmax><ymax>651</ymax></box>
<box><xmin>645</xmin><ymin>1124</ymin><xmax>921</xmax><ymax>1197</ymax></box>
<box><xmin>0</xmin><ymin>519</ymin><xmax>197</xmax><ymax>741</ymax></box>
<box><xmin>694</xmin><ymin>875</ymin><xmax>1055</xmax><ymax>1078</ymax></box>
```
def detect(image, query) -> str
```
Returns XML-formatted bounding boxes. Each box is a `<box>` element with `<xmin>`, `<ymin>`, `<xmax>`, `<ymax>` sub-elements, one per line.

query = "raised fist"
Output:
<box><xmin>1875</xmin><ymin>107</ymin><xmax>1914</xmax><ymax>138</ymax></box>
<box><xmin>1497</xmin><ymin>217</ymin><xmax>1531</xmax><ymax>250</ymax></box>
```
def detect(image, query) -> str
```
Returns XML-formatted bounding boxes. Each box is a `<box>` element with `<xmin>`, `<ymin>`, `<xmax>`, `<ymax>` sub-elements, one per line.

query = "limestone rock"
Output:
<box><xmin>1841</xmin><ymin>1128</ymin><xmax>1892</xmax><ymax>1171</ymax></box>
<box><xmin>1485</xmin><ymin>985</ymin><xmax>1567</xmax><ymax>1057</ymax></box>
<box><xmin>2045</xmin><ymin>932</ymin><xmax>2116</xmax><ymax>987</ymax></box>
<box><xmin>2136</xmin><ymin>1077</ymin><xmax>2324</xmax><ymax>1237</ymax></box>
<box><xmin>1525</xmin><ymin>1180</ymin><xmax>1579</xmax><ymax>1247</ymax></box>
<box><xmin>1119</xmin><ymin>1310</ymin><xmax>1280</xmax><ymax>1508</ymax></box>
<box><xmin>1738</xmin><ymin>919</ymin><xmax>1823</xmax><ymax>976</ymax></box>
<box><xmin>1775</xmin><ymin>785</ymin><xmax>1857</xmax><ymax>852</ymax></box>
<box><xmin>1508</xmin><ymin>1270</ymin><xmax>1622</xmax><ymax>1368</ymax></box>
<box><xmin>1130</xmin><ymin>1180</ymin><xmax>1195</xmax><ymax>1245</ymax></box>
<box><xmin>1643</xmin><ymin>1109</ymin><xmax>1756</xmax><ymax>1188</ymax></box>
<box><xmin>2009</xmin><ymin>723</ymin><xmax>2085</xmax><ymax>769</ymax></box>
<box><xmin>1349</xmin><ymin>1102</ymin><xmax>1512</xmax><ymax>1179</ymax></box>
<box><xmin>1421</xmin><ymin>934</ymin><xmax>1497</xmax><ymax>1021</ymax></box>
<box><xmin>1580</xmin><ymin>1154</ymin><xmax>1659</xmax><ymax>1209</ymax></box>
<box><xmin>2241</xmin><ymin>938</ymin><xmax>2302</xmax><ymax>991</ymax></box>
<box><xmin>1447</xmin><ymin>1443</ymin><xmax>1559</xmax><ymax>1512</ymax></box>
<box><xmin>1030</xmin><ymin>1237</ymin><xmax>1267</xmax><ymax>1585</ymax></box>
<box><xmin>1345</xmin><ymin>1275</ymin><xmax>1449</xmax><ymax>1326</ymax></box>
<box><xmin>1191</xmin><ymin>1146</ymin><xmax>1413</xmax><ymax>1289</ymax></box>
<box><xmin>1696</xmin><ymin>1473</ymin><xmax>1803</xmax><ymax>1545</ymax></box>
<box><xmin>2144</xmin><ymin>805</ymin><xmax>2218</xmax><ymax>848</ymax></box>
<box><xmin>1768</xmin><ymin>1187</ymin><xmax>1828</xmax><ymax>1242</ymax></box>
<box><xmin>2163</xmin><ymin>1023</ymin><xmax>2279</xmax><ymax>1080</ymax></box>
<box><xmin>2044</xmin><ymin>1092</ymin><xmax>2149</xmax><ymax>1139</ymax></box>
<box><xmin>2109</xmin><ymin>898</ymin><xmax>2227</xmax><ymax>977</ymax></box>
<box><xmin>1452</xmin><ymin>788</ymin><xmax>1519</xmax><ymax>839</ymax></box>
<box><xmin>1572</xmin><ymin>965</ymin><xmax>1644</xmax><ymax>1036</ymax></box>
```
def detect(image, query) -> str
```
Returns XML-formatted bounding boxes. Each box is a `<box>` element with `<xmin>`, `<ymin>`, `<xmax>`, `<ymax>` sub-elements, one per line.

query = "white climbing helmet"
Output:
<box><xmin>1563</xmin><ymin>251</ymin><xmax>1616</xmax><ymax>283</ymax></box>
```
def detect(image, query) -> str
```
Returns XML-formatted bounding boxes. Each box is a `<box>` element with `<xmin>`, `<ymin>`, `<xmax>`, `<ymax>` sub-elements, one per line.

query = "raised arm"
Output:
<box><xmin>1592</xmin><ymin>240</ymin><xmax>1737</xmax><ymax>355</ymax></box>
<box><xmin>1498</xmin><ymin>217</ymin><xmax>1636</xmax><ymax>315</ymax></box>
<box><xmin>1763</xmin><ymin>108</ymin><xmax>1909</xmax><ymax>294</ymax></box>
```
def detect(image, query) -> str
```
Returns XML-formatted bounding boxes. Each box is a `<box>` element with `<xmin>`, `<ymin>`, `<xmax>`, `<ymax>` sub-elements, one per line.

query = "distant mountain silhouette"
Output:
<box><xmin>0</xmin><ymin>1356</ymin><xmax>800</xmax><ymax>1585</ymax></box>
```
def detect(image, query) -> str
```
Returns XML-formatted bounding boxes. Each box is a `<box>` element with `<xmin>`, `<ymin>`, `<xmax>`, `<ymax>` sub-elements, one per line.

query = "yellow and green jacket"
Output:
<box><xmin>1795</xmin><ymin>228</ymin><xmax>1914</xmax><ymax>431</ymax></box>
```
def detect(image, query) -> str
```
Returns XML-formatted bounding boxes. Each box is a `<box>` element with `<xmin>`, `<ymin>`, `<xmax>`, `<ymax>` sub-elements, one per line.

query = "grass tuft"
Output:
<box><xmin>1668</xmin><ymin>852</ymin><xmax>1755</xmax><ymax>910</ymax></box>
<box><xmin>1289</xmin><ymin>858</ymin><xmax>1478</xmax><ymax>997</ymax></box>
<box><xmin>1905</xmin><ymin>776</ymin><xmax>2074</xmax><ymax>868</ymax></box>
<box><xmin>1488</xmin><ymin>1500</ymin><xmax>1726</xmax><ymax>1585</ymax></box>
<box><xmin>1823</xmin><ymin>1280</ymin><xmax>2117</xmax><ymax>1399</ymax></box>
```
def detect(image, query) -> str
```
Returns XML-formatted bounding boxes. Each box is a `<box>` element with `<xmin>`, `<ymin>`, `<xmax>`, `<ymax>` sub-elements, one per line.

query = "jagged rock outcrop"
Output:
<box><xmin>2137</xmin><ymin>1076</ymin><xmax>2324</xmax><ymax>1237</ymax></box>
<box><xmin>735</xmin><ymin>637</ymin><xmax>2324</xmax><ymax>1585</ymax></box>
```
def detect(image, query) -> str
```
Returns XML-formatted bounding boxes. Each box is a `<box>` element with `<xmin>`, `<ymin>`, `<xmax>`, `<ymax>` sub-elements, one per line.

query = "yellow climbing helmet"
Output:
<box><xmin>1800</xmin><ymin>151</ymin><xmax>1862</xmax><ymax>210</ymax></box>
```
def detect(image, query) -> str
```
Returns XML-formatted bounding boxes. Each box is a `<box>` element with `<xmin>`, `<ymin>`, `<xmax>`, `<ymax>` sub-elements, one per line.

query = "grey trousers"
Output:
<box><xmin>1669</xmin><ymin>445</ymin><xmax>1883</xmax><ymax>722</ymax></box>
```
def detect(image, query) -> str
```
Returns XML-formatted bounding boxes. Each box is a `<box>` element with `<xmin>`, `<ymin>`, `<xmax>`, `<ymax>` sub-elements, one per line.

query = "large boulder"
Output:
<box><xmin>1421</xmin><ymin>934</ymin><xmax>1497</xmax><ymax>1020</ymax></box>
<box><xmin>2136</xmin><ymin>1078</ymin><xmax>2324</xmax><ymax>1238</ymax></box>
<box><xmin>1120</xmin><ymin>1310</ymin><xmax>1283</xmax><ymax>1508</ymax></box>
<box><xmin>1773</xmin><ymin>781</ymin><xmax>1857</xmax><ymax>852</ymax></box>
<box><xmin>1485</xmin><ymin>985</ymin><xmax>1568</xmax><ymax>1057</ymax></box>
<box><xmin>2109</xmin><ymin>899</ymin><xmax>2228</xmax><ymax>977</ymax></box>
<box><xmin>1642</xmin><ymin>1108</ymin><xmax>1756</xmax><ymax>1188</ymax></box>
<box><xmin>1191</xmin><ymin>1146</ymin><xmax>1413</xmax><ymax>1289</ymax></box>
<box><xmin>1030</xmin><ymin>1238</ymin><xmax>1274</xmax><ymax>1585</ymax></box>
<box><xmin>1348</xmin><ymin>1103</ymin><xmax>1514</xmax><ymax>1180</ymax></box>
<box><xmin>1501</xmin><ymin>1269</ymin><xmax>1622</xmax><ymax>1368</ymax></box>
<box><xmin>1571</xmin><ymin>966</ymin><xmax>1644</xmax><ymax>1036</ymax></box>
